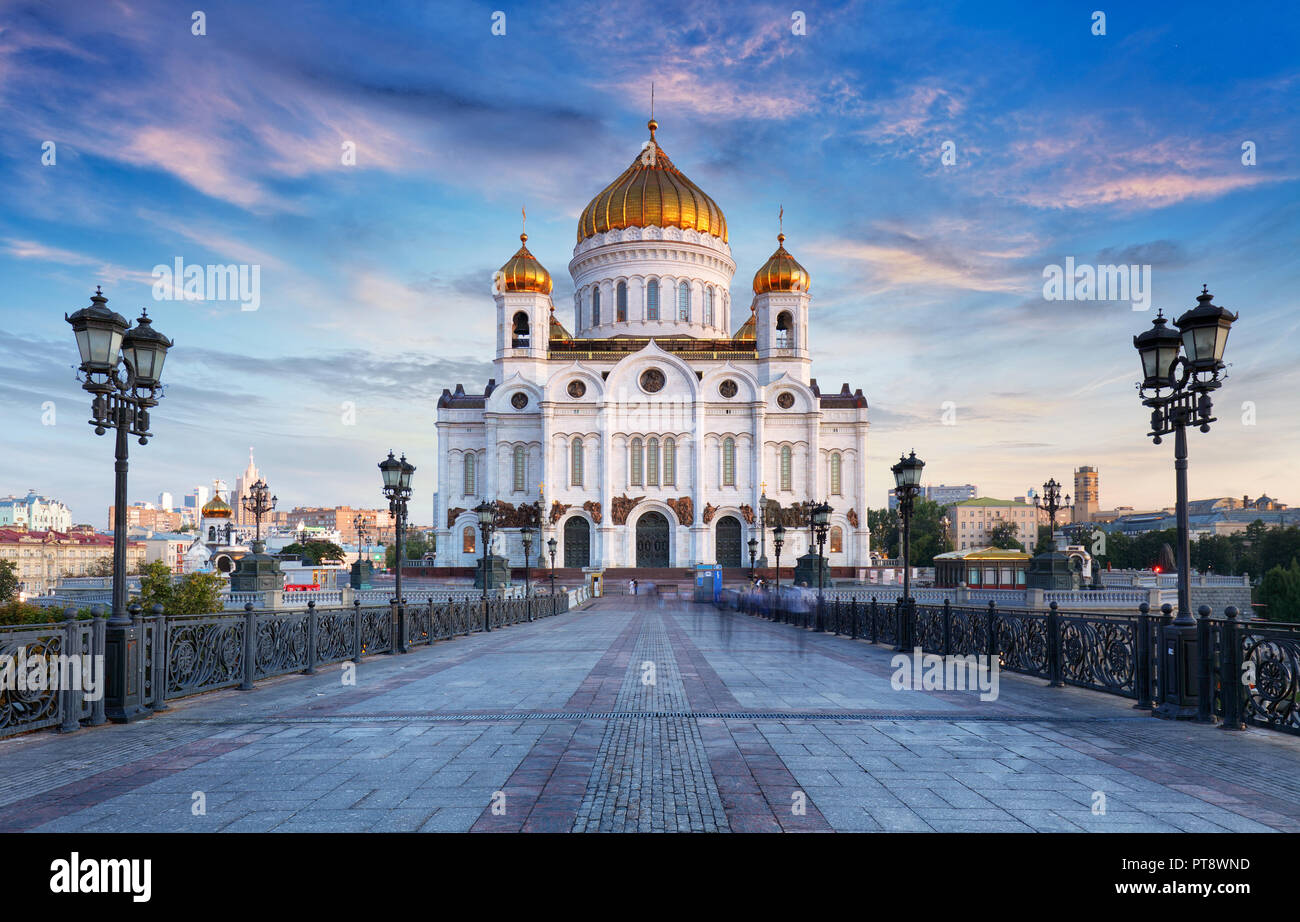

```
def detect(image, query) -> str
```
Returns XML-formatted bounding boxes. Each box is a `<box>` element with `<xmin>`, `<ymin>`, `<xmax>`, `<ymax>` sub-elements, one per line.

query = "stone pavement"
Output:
<box><xmin>2</xmin><ymin>596</ymin><xmax>1298</xmax><ymax>833</ymax></box>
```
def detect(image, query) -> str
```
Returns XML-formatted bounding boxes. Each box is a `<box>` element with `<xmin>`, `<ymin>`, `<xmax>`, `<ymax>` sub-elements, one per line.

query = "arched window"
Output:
<box><xmin>208</xmin><ymin>526</ymin><xmax>216</xmax><ymax>541</ymax></box>
<box><xmin>706</xmin><ymin>288</ymin><xmax>715</xmax><ymax>326</ymax></box>
<box><xmin>722</xmin><ymin>437</ymin><xmax>736</xmax><ymax>487</ymax></box>
<box><xmin>830</xmin><ymin>526</ymin><xmax>843</xmax><ymax>554</ymax></box>
<box><xmin>630</xmin><ymin>438</ymin><xmax>643</xmax><ymax>486</ymax></box>
<box><xmin>463</xmin><ymin>453</ymin><xmax>476</xmax><ymax>496</ymax></box>
<box><xmin>571</xmin><ymin>438</ymin><xmax>583</xmax><ymax>486</ymax></box>
<box><xmin>512</xmin><ymin>445</ymin><xmax>526</xmax><ymax>492</ymax></box>
<box><xmin>646</xmin><ymin>280</ymin><xmax>659</xmax><ymax>320</ymax></box>
<box><xmin>663</xmin><ymin>437</ymin><xmax>676</xmax><ymax>486</ymax></box>
<box><xmin>616</xmin><ymin>281</ymin><xmax>627</xmax><ymax>322</ymax></box>
<box><xmin>776</xmin><ymin>311</ymin><xmax>793</xmax><ymax>348</ymax></box>
<box><xmin>830</xmin><ymin>452</ymin><xmax>842</xmax><ymax>495</ymax></box>
<box><xmin>592</xmin><ymin>288</ymin><xmax>601</xmax><ymax>326</ymax></box>
<box><xmin>647</xmin><ymin>437</ymin><xmax>660</xmax><ymax>486</ymax></box>
<box><xmin>780</xmin><ymin>445</ymin><xmax>792</xmax><ymax>491</ymax></box>
<box><xmin>462</xmin><ymin>526</ymin><xmax>476</xmax><ymax>554</ymax></box>
<box><xmin>512</xmin><ymin>311</ymin><xmax>530</xmax><ymax>347</ymax></box>
<box><xmin>677</xmin><ymin>281</ymin><xmax>689</xmax><ymax>320</ymax></box>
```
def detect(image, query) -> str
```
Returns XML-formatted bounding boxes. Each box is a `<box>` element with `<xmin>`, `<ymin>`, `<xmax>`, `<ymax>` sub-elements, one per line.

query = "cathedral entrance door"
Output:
<box><xmin>564</xmin><ymin>517</ymin><xmax>590</xmax><ymax>568</ymax></box>
<box><xmin>715</xmin><ymin>515</ymin><xmax>742</xmax><ymax>567</ymax></box>
<box><xmin>635</xmin><ymin>512</ymin><xmax>670</xmax><ymax>568</ymax></box>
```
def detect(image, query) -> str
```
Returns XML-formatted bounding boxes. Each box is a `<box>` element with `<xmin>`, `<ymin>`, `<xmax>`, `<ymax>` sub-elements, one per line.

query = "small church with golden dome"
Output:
<box><xmin>434</xmin><ymin>120</ymin><xmax>870</xmax><ymax>572</ymax></box>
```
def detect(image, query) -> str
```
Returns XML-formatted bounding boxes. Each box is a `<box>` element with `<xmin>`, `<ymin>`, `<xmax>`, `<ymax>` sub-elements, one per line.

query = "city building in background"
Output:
<box><xmin>946</xmin><ymin>497</ymin><xmax>1044</xmax><ymax>552</ymax></box>
<box><xmin>284</xmin><ymin>507</ymin><xmax>394</xmax><ymax>546</ymax></box>
<box><xmin>888</xmin><ymin>483</ymin><xmax>977</xmax><ymax>510</ymax></box>
<box><xmin>0</xmin><ymin>527</ymin><xmax>145</xmax><ymax>597</ymax></box>
<box><xmin>107</xmin><ymin>503</ymin><xmax>183</xmax><ymax>533</ymax></box>
<box><xmin>0</xmin><ymin>491</ymin><xmax>73</xmax><ymax>532</ymax></box>
<box><xmin>1073</xmin><ymin>466</ymin><xmax>1099</xmax><ymax>521</ymax></box>
<box><xmin>142</xmin><ymin>532</ymin><xmax>193</xmax><ymax>574</ymax></box>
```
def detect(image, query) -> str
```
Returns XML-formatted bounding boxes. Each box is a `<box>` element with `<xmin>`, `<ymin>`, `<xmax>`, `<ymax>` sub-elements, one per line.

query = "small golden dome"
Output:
<box><xmin>548</xmin><ymin>308</ymin><xmax>573</xmax><ymax>341</ymax></box>
<box><xmin>734</xmin><ymin>310</ymin><xmax>757</xmax><ymax>342</ymax></box>
<box><xmin>498</xmin><ymin>233</ymin><xmax>553</xmax><ymax>294</ymax></box>
<box><xmin>577</xmin><ymin>121</ymin><xmax>727</xmax><ymax>243</ymax></box>
<box><xmin>202</xmin><ymin>493</ymin><xmax>232</xmax><ymax>518</ymax></box>
<box><xmin>753</xmin><ymin>233</ymin><xmax>811</xmax><ymax>294</ymax></box>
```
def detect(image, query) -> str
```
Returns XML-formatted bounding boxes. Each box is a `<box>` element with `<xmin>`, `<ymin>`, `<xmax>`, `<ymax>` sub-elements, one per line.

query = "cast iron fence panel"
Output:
<box><xmin>1240</xmin><ymin>619</ymin><xmax>1300</xmax><ymax>735</ymax></box>
<box><xmin>167</xmin><ymin>615</ymin><xmax>245</xmax><ymax>699</ymax></box>
<box><xmin>254</xmin><ymin>611</ymin><xmax>310</xmax><ymax>679</ymax></box>
<box><xmin>315</xmin><ymin>608</ymin><xmax>357</xmax><ymax>666</ymax></box>
<box><xmin>1056</xmin><ymin>612</ymin><xmax>1138</xmax><ymax>697</ymax></box>
<box><xmin>873</xmin><ymin>599</ymin><xmax>897</xmax><ymax>647</ymax></box>
<box><xmin>407</xmin><ymin>605</ymin><xmax>432</xmax><ymax>647</ymax></box>
<box><xmin>360</xmin><ymin>607</ymin><xmax>393</xmax><ymax>656</ymax></box>
<box><xmin>0</xmin><ymin>622</ymin><xmax>67</xmax><ymax>737</ymax></box>
<box><xmin>990</xmin><ymin>610</ymin><xmax>1051</xmax><ymax>679</ymax></box>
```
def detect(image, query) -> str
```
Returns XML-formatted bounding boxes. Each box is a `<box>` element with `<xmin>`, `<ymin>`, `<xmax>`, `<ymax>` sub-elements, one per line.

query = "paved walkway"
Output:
<box><xmin>2</xmin><ymin>596</ymin><xmax>1299</xmax><ymax>833</ymax></box>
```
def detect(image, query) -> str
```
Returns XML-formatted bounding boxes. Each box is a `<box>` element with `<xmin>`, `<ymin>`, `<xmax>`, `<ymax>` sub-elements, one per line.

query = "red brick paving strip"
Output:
<box><xmin>472</xmin><ymin>608</ymin><xmax>647</xmax><ymax>832</ymax></box>
<box><xmin>665</xmin><ymin>608</ymin><xmax>833</xmax><ymax>832</ymax></box>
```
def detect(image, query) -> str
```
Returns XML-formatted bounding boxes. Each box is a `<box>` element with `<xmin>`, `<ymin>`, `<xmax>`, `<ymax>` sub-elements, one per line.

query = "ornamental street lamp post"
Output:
<box><xmin>1034</xmin><ymin>478</ymin><xmax>1070</xmax><ymax>546</ymax></box>
<box><xmin>379</xmin><ymin>451</ymin><xmax>415</xmax><ymax>653</ymax></box>
<box><xmin>241</xmin><ymin>479</ymin><xmax>277</xmax><ymax>548</ymax></box>
<box><xmin>891</xmin><ymin>450</ymin><xmax>925</xmax><ymax>652</ymax></box>
<box><xmin>772</xmin><ymin>523</ymin><xmax>786</xmax><ymax>621</ymax></box>
<box><xmin>522</xmin><ymin>526</ymin><xmax>534</xmax><ymax>599</ymax></box>
<box><xmin>66</xmin><ymin>288</ymin><xmax>172</xmax><ymax>723</ymax></box>
<box><xmin>747</xmin><ymin>536</ymin><xmax>758</xmax><ymax>581</ymax></box>
<box><xmin>811</xmin><ymin>501</ymin><xmax>832</xmax><ymax>631</ymax></box>
<box><xmin>475</xmin><ymin>500</ymin><xmax>497</xmax><ymax>631</ymax></box>
<box><xmin>757</xmin><ymin>484</ymin><xmax>769</xmax><ymax>568</ymax></box>
<box><xmin>1133</xmin><ymin>286</ymin><xmax>1237</xmax><ymax>720</ymax></box>
<box><xmin>547</xmin><ymin>536</ymin><xmax>558</xmax><ymax>596</ymax></box>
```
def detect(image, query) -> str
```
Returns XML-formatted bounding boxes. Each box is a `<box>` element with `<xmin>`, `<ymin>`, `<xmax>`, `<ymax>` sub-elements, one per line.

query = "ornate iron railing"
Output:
<box><xmin>1233</xmin><ymin>617</ymin><xmax>1300</xmax><ymax>735</ymax></box>
<box><xmin>729</xmin><ymin>592</ymin><xmax>1170</xmax><ymax>704</ymax></box>
<box><xmin>0</xmin><ymin>616</ymin><xmax>102</xmax><ymax>739</ymax></box>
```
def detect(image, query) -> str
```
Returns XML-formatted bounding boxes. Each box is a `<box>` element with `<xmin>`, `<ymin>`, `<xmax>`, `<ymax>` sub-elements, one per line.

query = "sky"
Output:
<box><xmin>1</xmin><ymin>0</ymin><xmax>1297</xmax><ymax>527</ymax></box>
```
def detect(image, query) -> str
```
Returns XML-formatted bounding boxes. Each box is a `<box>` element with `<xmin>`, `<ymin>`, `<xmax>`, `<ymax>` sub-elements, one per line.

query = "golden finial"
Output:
<box><xmin>778</xmin><ymin>204</ymin><xmax>784</xmax><ymax>244</ymax></box>
<box><xmin>521</xmin><ymin>205</ymin><xmax>527</xmax><ymax>243</ymax></box>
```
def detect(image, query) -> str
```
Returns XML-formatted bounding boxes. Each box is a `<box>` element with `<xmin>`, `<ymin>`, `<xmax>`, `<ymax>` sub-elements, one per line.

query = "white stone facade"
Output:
<box><xmin>434</xmin><ymin>143</ymin><xmax>869</xmax><ymax>572</ymax></box>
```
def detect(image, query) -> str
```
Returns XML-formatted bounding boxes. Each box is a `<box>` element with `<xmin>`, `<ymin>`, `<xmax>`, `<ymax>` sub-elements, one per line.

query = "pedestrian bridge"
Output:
<box><xmin>1</xmin><ymin>596</ymin><xmax>1298</xmax><ymax>833</ymax></box>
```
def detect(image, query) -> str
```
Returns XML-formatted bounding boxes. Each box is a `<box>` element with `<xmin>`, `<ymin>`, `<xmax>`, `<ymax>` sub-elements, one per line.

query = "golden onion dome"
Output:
<box><xmin>201</xmin><ymin>493</ymin><xmax>232</xmax><ymax>518</ymax></box>
<box><xmin>753</xmin><ymin>233</ymin><xmax>811</xmax><ymax>294</ymax></box>
<box><xmin>497</xmin><ymin>234</ymin><xmax>553</xmax><ymax>294</ymax></box>
<box><xmin>734</xmin><ymin>310</ymin><xmax>756</xmax><ymax>342</ymax></box>
<box><xmin>577</xmin><ymin>120</ymin><xmax>727</xmax><ymax>243</ymax></box>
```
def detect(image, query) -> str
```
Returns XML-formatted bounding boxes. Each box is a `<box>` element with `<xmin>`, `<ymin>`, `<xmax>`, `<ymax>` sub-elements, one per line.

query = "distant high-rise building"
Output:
<box><xmin>159</xmin><ymin>491</ymin><xmax>174</xmax><ymax>511</ymax></box>
<box><xmin>232</xmin><ymin>448</ymin><xmax>262</xmax><ymax>527</ymax></box>
<box><xmin>889</xmin><ymin>483</ymin><xmax>977</xmax><ymax>510</ymax></box>
<box><xmin>1074</xmin><ymin>466</ymin><xmax>1099</xmax><ymax>521</ymax></box>
<box><xmin>184</xmin><ymin>485</ymin><xmax>210</xmax><ymax>510</ymax></box>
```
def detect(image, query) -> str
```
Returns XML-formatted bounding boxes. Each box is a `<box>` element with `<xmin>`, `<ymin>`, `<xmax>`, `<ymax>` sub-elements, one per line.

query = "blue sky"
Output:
<box><xmin>1</xmin><ymin>0</ymin><xmax>1296</xmax><ymax>526</ymax></box>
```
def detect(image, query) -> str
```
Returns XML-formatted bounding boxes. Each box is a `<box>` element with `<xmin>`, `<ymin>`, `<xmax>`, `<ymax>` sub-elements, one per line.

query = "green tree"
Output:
<box><xmin>385</xmin><ymin>532</ymin><xmax>432</xmax><ymax>568</ymax></box>
<box><xmin>868</xmin><ymin>507</ymin><xmax>900</xmax><ymax>559</ymax></box>
<box><xmin>986</xmin><ymin>520</ymin><xmax>1023</xmax><ymax>550</ymax></box>
<box><xmin>1033</xmin><ymin>525</ymin><xmax>1055</xmax><ymax>555</ymax></box>
<box><xmin>132</xmin><ymin>560</ymin><xmax>224</xmax><ymax>615</ymax></box>
<box><xmin>908</xmin><ymin>499</ymin><xmax>952</xmax><ymax>566</ymax></box>
<box><xmin>169</xmin><ymin>572</ymin><xmax>225</xmax><ymax>615</ymax></box>
<box><xmin>1256</xmin><ymin>559</ymin><xmax>1300</xmax><ymax>623</ymax></box>
<box><xmin>87</xmin><ymin>556</ymin><xmax>113</xmax><ymax>577</ymax></box>
<box><xmin>0</xmin><ymin>559</ymin><xmax>17</xmax><ymax>603</ymax></box>
<box><xmin>282</xmin><ymin>541</ymin><xmax>346</xmax><ymax>566</ymax></box>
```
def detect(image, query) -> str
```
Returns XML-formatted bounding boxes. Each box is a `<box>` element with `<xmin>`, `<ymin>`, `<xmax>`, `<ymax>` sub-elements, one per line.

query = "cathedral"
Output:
<box><xmin>434</xmin><ymin>120</ymin><xmax>870</xmax><ymax>572</ymax></box>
